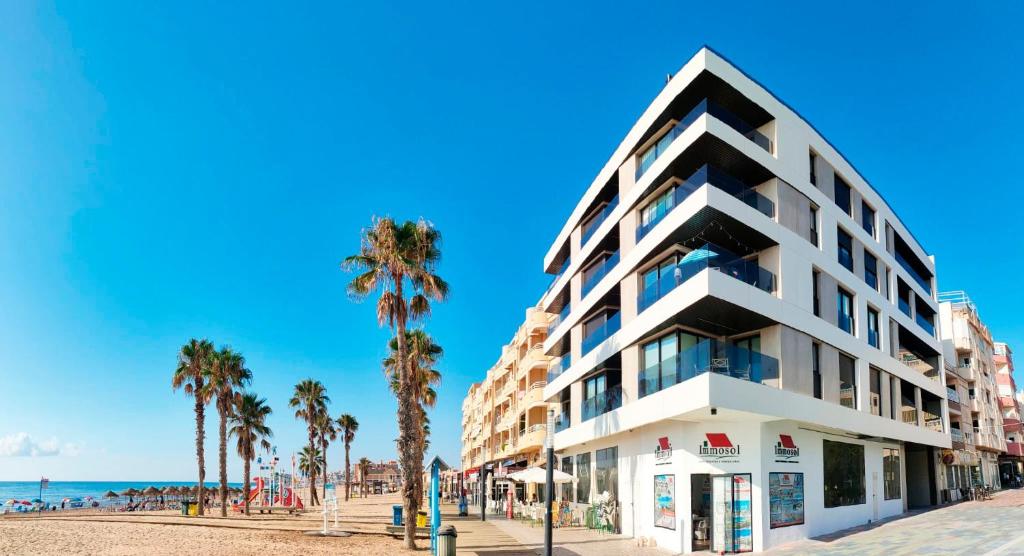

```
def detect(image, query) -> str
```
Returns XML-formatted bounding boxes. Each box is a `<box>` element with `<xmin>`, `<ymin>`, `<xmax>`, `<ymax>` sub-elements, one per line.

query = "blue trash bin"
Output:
<box><xmin>392</xmin><ymin>504</ymin><xmax>403</xmax><ymax>526</ymax></box>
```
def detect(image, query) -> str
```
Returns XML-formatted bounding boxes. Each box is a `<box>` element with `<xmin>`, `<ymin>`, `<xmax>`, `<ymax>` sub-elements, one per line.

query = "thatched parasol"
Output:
<box><xmin>120</xmin><ymin>488</ymin><xmax>138</xmax><ymax>497</ymax></box>
<box><xmin>103</xmin><ymin>490</ymin><xmax>119</xmax><ymax>499</ymax></box>
<box><xmin>165</xmin><ymin>486</ymin><xmax>180</xmax><ymax>496</ymax></box>
<box><xmin>142</xmin><ymin>486</ymin><xmax>162</xmax><ymax>497</ymax></box>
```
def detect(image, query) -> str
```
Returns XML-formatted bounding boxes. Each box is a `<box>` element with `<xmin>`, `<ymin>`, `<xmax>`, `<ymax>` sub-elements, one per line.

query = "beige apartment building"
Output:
<box><xmin>461</xmin><ymin>306</ymin><xmax>556</xmax><ymax>503</ymax></box>
<box><xmin>995</xmin><ymin>342</ymin><xmax>1023</xmax><ymax>484</ymax></box>
<box><xmin>939</xmin><ymin>291</ymin><xmax>1006</xmax><ymax>488</ymax></box>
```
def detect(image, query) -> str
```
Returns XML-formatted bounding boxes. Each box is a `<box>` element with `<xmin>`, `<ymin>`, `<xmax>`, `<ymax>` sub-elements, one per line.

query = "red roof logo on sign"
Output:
<box><xmin>658</xmin><ymin>437</ymin><xmax>670</xmax><ymax>450</ymax></box>
<box><xmin>779</xmin><ymin>434</ymin><xmax>796</xmax><ymax>449</ymax></box>
<box><xmin>705</xmin><ymin>433</ymin><xmax>733</xmax><ymax>448</ymax></box>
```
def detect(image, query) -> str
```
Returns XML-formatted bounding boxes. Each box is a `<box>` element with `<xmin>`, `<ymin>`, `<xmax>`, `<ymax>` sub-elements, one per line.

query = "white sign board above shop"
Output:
<box><xmin>772</xmin><ymin>434</ymin><xmax>800</xmax><ymax>464</ymax></box>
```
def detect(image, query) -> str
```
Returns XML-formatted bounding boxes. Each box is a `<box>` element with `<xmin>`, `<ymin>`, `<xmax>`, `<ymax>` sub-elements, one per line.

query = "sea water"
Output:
<box><xmin>0</xmin><ymin>481</ymin><xmax>242</xmax><ymax>507</ymax></box>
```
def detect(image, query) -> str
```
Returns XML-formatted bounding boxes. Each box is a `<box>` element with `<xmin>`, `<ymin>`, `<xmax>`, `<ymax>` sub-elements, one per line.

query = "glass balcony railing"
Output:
<box><xmin>547</xmin><ymin>304</ymin><xmax>570</xmax><ymax>335</ymax></box>
<box><xmin>916</xmin><ymin>313</ymin><xmax>936</xmax><ymax>337</ymax></box>
<box><xmin>947</xmin><ymin>387</ymin><xmax>961</xmax><ymax>404</ymax></box>
<box><xmin>546</xmin><ymin>359</ymin><xmax>565</xmax><ymax>383</ymax></box>
<box><xmin>581</xmin><ymin>311</ymin><xmax>621</xmax><ymax>356</ymax></box>
<box><xmin>636</xmin><ymin>164</ymin><xmax>774</xmax><ymax>242</ymax></box>
<box><xmin>554</xmin><ymin>410</ymin><xmax>570</xmax><ymax>433</ymax></box>
<box><xmin>582</xmin><ymin>384</ymin><xmax>622</xmax><ymax>421</ymax></box>
<box><xmin>543</xmin><ymin>258</ymin><xmax>571</xmax><ymax>298</ymax></box>
<box><xmin>637</xmin><ymin>243</ymin><xmax>775</xmax><ymax>313</ymax></box>
<box><xmin>951</xmin><ymin>428</ymin><xmax>965</xmax><ymax>443</ymax></box>
<box><xmin>581</xmin><ymin>195</ymin><xmax>619</xmax><ymax>247</ymax></box>
<box><xmin>635</xmin><ymin>99</ymin><xmax>773</xmax><ymax>181</ymax></box>
<box><xmin>898</xmin><ymin>296</ymin><xmax>912</xmax><ymax>318</ymax></box>
<box><xmin>901</xmin><ymin>407</ymin><xmax>918</xmax><ymax>425</ymax></box>
<box><xmin>895</xmin><ymin>250</ymin><xmax>932</xmax><ymax>294</ymax></box>
<box><xmin>639</xmin><ymin>338</ymin><xmax>776</xmax><ymax>397</ymax></box>
<box><xmin>582</xmin><ymin>251</ymin><xmax>620</xmax><ymax>297</ymax></box>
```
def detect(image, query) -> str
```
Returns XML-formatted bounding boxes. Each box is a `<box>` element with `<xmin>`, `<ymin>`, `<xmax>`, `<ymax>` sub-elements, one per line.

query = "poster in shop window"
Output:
<box><xmin>769</xmin><ymin>472</ymin><xmax>805</xmax><ymax>528</ymax></box>
<box><xmin>732</xmin><ymin>474</ymin><xmax>753</xmax><ymax>552</ymax></box>
<box><xmin>654</xmin><ymin>474</ymin><xmax>675</xmax><ymax>529</ymax></box>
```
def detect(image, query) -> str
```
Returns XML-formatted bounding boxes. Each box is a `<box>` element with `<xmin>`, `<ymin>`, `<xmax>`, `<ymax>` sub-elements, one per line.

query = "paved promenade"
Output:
<box><xmin>765</xmin><ymin>488</ymin><xmax>1024</xmax><ymax>555</ymax></box>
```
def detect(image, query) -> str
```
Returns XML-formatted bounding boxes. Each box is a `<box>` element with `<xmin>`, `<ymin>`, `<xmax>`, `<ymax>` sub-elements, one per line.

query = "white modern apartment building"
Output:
<box><xmin>538</xmin><ymin>47</ymin><xmax>949</xmax><ymax>553</ymax></box>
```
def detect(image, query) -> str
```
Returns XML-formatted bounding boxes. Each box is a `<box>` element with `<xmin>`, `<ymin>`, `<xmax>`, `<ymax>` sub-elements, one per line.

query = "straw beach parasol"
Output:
<box><xmin>103</xmin><ymin>491</ymin><xmax>118</xmax><ymax>499</ymax></box>
<box><xmin>142</xmin><ymin>486</ymin><xmax>161</xmax><ymax>497</ymax></box>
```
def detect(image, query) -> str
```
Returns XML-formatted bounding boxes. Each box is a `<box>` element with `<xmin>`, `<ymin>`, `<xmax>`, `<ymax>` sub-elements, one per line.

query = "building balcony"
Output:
<box><xmin>637</xmin><ymin>243</ymin><xmax>775</xmax><ymax>313</ymax></box>
<box><xmin>582</xmin><ymin>384</ymin><xmax>623</xmax><ymax>422</ymax></box>
<box><xmin>581</xmin><ymin>195</ymin><xmax>618</xmax><ymax>248</ymax></box>
<box><xmin>518</xmin><ymin>424</ymin><xmax>547</xmax><ymax>450</ymax></box>
<box><xmin>518</xmin><ymin>381</ymin><xmax>547</xmax><ymax>408</ymax></box>
<box><xmin>581</xmin><ymin>311</ymin><xmax>621</xmax><ymax>357</ymax></box>
<box><xmin>916</xmin><ymin>313</ymin><xmax>936</xmax><ymax>338</ymax></box>
<box><xmin>582</xmin><ymin>251</ymin><xmax>620</xmax><ymax>297</ymax></box>
<box><xmin>547</xmin><ymin>304</ymin><xmax>570</xmax><ymax>336</ymax></box>
<box><xmin>636</xmin><ymin>164</ymin><xmax>773</xmax><ymax>243</ymax></box>
<box><xmin>546</xmin><ymin>359</ymin><xmax>565</xmax><ymax>383</ymax></box>
<box><xmin>924</xmin><ymin>413</ymin><xmax>943</xmax><ymax>433</ymax></box>
<box><xmin>636</xmin><ymin>99</ymin><xmax>772</xmax><ymax>182</ymax></box>
<box><xmin>951</xmin><ymin>428</ymin><xmax>965</xmax><ymax>444</ymax></box>
<box><xmin>901</xmin><ymin>408</ymin><xmax>918</xmax><ymax>425</ymax></box>
<box><xmin>895</xmin><ymin>249</ymin><xmax>932</xmax><ymax>295</ymax></box>
<box><xmin>1004</xmin><ymin>417</ymin><xmax>1023</xmax><ymax>433</ymax></box>
<box><xmin>639</xmin><ymin>338</ymin><xmax>777</xmax><ymax>397</ymax></box>
<box><xmin>1007</xmin><ymin>442</ymin><xmax>1024</xmax><ymax>457</ymax></box>
<box><xmin>554</xmin><ymin>410</ymin><xmax>570</xmax><ymax>433</ymax></box>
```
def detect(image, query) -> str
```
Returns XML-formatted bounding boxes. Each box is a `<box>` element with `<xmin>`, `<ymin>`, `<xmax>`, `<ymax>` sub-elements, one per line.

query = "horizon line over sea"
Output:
<box><xmin>0</xmin><ymin>481</ymin><xmax>244</xmax><ymax>505</ymax></box>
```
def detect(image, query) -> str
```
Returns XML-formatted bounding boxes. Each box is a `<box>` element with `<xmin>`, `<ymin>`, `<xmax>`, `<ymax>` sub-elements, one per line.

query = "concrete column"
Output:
<box><xmin>820</xmin><ymin>272</ymin><xmax>839</xmax><ymax>327</ymax></box>
<box><xmin>915</xmin><ymin>386</ymin><xmax>923</xmax><ymax>427</ymax></box>
<box><xmin>620</xmin><ymin>344</ymin><xmax>639</xmax><ymax>405</ymax></box>
<box><xmin>856</xmin><ymin>358</ymin><xmax>871</xmax><ymax>414</ymax></box>
<box><xmin>880</xmin><ymin>370</ymin><xmax>892</xmax><ymax>419</ymax></box>
<box><xmin>891</xmin><ymin>376</ymin><xmax>902</xmax><ymax>421</ymax></box>
<box><xmin>820</xmin><ymin>343</ymin><xmax>841</xmax><ymax>405</ymax></box>
<box><xmin>850</xmin><ymin>188</ymin><xmax>863</xmax><ymax>230</ymax></box>
<box><xmin>619</xmin><ymin>270</ymin><xmax>639</xmax><ymax>325</ymax></box>
<box><xmin>885</xmin><ymin>222</ymin><xmax>895</xmax><ymax>256</ymax></box>
<box><xmin>570</xmin><ymin>380</ymin><xmax>582</xmax><ymax>427</ymax></box>
<box><xmin>888</xmin><ymin>318</ymin><xmax>900</xmax><ymax>358</ymax></box>
<box><xmin>851</xmin><ymin>236</ymin><xmax>864</xmax><ymax>279</ymax></box>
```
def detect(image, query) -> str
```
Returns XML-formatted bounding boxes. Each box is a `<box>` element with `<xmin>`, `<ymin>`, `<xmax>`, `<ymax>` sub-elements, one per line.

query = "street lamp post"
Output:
<box><xmin>544</xmin><ymin>408</ymin><xmax>555</xmax><ymax>556</ymax></box>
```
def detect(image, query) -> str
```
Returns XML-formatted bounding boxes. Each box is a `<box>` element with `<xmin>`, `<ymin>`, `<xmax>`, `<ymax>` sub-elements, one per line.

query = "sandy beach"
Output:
<box><xmin>0</xmin><ymin>493</ymin><xmax>425</xmax><ymax>555</ymax></box>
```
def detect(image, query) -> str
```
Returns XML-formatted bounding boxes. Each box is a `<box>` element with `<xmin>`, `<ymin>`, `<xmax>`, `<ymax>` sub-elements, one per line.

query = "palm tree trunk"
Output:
<box><xmin>321</xmin><ymin>437</ymin><xmax>328</xmax><ymax>504</ymax></box>
<box><xmin>392</xmin><ymin>286</ymin><xmax>418</xmax><ymax>550</ymax></box>
<box><xmin>195</xmin><ymin>378</ymin><xmax>206</xmax><ymax>517</ymax></box>
<box><xmin>308</xmin><ymin>429</ymin><xmax>318</xmax><ymax>507</ymax></box>
<box><xmin>219</xmin><ymin>402</ymin><xmax>228</xmax><ymax>517</ymax></box>
<box><xmin>243</xmin><ymin>457</ymin><xmax>251</xmax><ymax>516</ymax></box>
<box><xmin>344</xmin><ymin>443</ymin><xmax>351</xmax><ymax>501</ymax></box>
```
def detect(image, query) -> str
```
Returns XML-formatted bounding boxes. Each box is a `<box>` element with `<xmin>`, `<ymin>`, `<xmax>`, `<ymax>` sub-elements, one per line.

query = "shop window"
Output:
<box><xmin>883</xmin><ymin>448</ymin><xmax>901</xmax><ymax>500</ymax></box>
<box><xmin>823</xmin><ymin>439</ymin><xmax>865</xmax><ymax>507</ymax></box>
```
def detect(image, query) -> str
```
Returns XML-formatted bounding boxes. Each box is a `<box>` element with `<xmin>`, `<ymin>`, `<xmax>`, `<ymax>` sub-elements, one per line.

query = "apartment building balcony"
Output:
<box><xmin>924</xmin><ymin>412</ymin><xmax>943</xmax><ymax>433</ymax></box>
<box><xmin>639</xmin><ymin>338</ymin><xmax>778</xmax><ymax>397</ymax></box>
<box><xmin>951</xmin><ymin>428</ymin><xmax>965</xmax><ymax>450</ymax></box>
<box><xmin>518</xmin><ymin>424</ymin><xmax>548</xmax><ymax>450</ymax></box>
<box><xmin>554</xmin><ymin>409</ymin><xmax>570</xmax><ymax>433</ymax></box>
<box><xmin>582</xmin><ymin>251</ymin><xmax>620</xmax><ymax>297</ymax></box>
<box><xmin>901</xmin><ymin>407</ymin><xmax>918</xmax><ymax>425</ymax></box>
<box><xmin>581</xmin><ymin>310</ymin><xmax>621</xmax><ymax>357</ymax></box>
<box><xmin>947</xmin><ymin>387</ymin><xmax>962</xmax><ymax>414</ymax></box>
<box><xmin>547</xmin><ymin>304</ymin><xmax>570</xmax><ymax>336</ymax></box>
<box><xmin>637</xmin><ymin>243</ymin><xmax>775</xmax><ymax>313</ymax></box>
<box><xmin>1007</xmin><ymin>442</ymin><xmax>1024</xmax><ymax>457</ymax></box>
<box><xmin>970</xmin><ymin>397</ymin><xmax>981</xmax><ymax>413</ymax></box>
<box><xmin>581</xmin><ymin>195</ymin><xmax>619</xmax><ymax>248</ymax></box>
<box><xmin>582</xmin><ymin>384</ymin><xmax>622</xmax><ymax>422</ymax></box>
<box><xmin>1004</xmin><ymin>417</ymin><xmax>1023</xmax><ymax>433</ymax></box>
<box><xmin>518</xmin><ymin>381</ymin><xmax>547</xmax><ymax>409</ymax></box>
<box><xmin>546</xmin><ymin>359</ymin><xmax>565</xmax><ymax>383</ymax></box>
<box><xmin>636</xmin><ymin>165</ymin><xmax>774</xmax><ymax>243</ymax></box>
<box><xmin>636</xmin><ymin>99</ymin><xmax>772</xmax><ymax>182</ymax></box>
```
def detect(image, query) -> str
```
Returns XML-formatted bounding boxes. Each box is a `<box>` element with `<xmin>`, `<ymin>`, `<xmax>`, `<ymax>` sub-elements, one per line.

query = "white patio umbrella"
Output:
<box><xmin>508</xmin><ymin>467</ymin><xmax>577</xmax><ymax>484</ymax></box>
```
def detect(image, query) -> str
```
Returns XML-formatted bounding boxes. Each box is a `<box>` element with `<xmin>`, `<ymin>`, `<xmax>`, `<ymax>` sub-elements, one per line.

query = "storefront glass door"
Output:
<box><xmin>711</xmin><ymin>473</ymin><xmax>753</xmax><ymax>553</ymax></box>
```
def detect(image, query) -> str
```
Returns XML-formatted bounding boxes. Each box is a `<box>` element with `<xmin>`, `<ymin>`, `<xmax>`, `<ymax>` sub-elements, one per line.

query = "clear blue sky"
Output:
<box><xmin>1</xmin><ymin>2</ymin><xmax>1022</xmax><ymax>480</ymax></box>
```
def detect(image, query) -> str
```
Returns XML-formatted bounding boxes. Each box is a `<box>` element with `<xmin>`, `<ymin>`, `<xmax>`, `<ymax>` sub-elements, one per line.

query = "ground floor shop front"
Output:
<box><xmin>554</xmin><ymin>419</ymin><xmax>939</xmax><ymax>553</ymax></box>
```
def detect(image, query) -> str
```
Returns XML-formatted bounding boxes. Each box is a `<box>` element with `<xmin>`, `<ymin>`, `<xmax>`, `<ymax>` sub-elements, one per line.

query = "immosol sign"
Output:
<box><xmin>773</xmin><ymin>434</ymin><xmax>800</xmax><ymax>463</ymax></box>
<box><xmin>698</xmin><ymin>433</ymin><xmax>741</xmax><ymax>462</ymax></box>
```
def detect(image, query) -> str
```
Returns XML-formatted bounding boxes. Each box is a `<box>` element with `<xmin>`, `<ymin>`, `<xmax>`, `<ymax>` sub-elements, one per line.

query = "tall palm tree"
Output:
<box><xmin>299</xmin><ymin>445</ymin><xmax>323</xmax><ymax>480</ymax></box>
<box><xmin>344</xmin><ymin>217</ymin><xmax>448</xmax><ymax>549</ymax></box>
<box><xmin>384</xmin><ymin>330</ymin><xmax>442</xmax><ymax>509</ymax></box>
<box><xmin>315</xmin><ymin>410</ymin><xmax>337</xmax><ymax>503</ymax></box>
<box><xmin>229</xmin><ymin>392</ymin><xmax>272</xmax><ymax>516</ymax></box>
<box><xmin>206</xmin><ymin>347</ymin><xmax>251</xmax><ymax>517</ymax></box>
<box><xmin>337</xmin><ymin>414</ymin><xmax>359</xmax><ymax>501</ymax></box>
<box><xmin>358</xmin><ymin>457</ymin><xmax>371</xmax><ymax>498</ymax></box>
<box><xmin>171</xmin><ymin>338</ymin><xmax>215</xmax><ymax>516</ymax></box>
<box><xmin>289</xmin><ymin>379</ymin><xmax>329</xmax><ymax>507</ymax></box>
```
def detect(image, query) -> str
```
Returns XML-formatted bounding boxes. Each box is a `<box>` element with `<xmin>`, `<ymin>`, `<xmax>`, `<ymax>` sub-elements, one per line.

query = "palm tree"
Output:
<box><xmin>289</xmin><ymin>379</ymin><xmax>329</xmax><ymax>507</ymax></box>
<box><xmin>315</xmin><ymin>410</ymin><xmax>337</xmax><ymax>503</ymax></box>
<box><xmin>344</xmin><ymin>217</ymin><xmax>448</xmax><ymax>549</ymax></box>
<box><xmin>206</xmin><ymin>347</ymin><xmax>251</xmax><ymax>517</ymax></box>
<box><xmin>337</xmin><ymin>414</ymin><xmax>359</xmax><ymax>501</ymax></box>
<box><xmin>229</xmin><ymin>392</ymin><xmax>272</xmax><ymax>516</ymax></box>
<box><xmin>358</xmin><ymin>457</ymin><xmax>371</xmax><ymax>497</ymax></box>
<box><xmin>384</xmin><ymin>330</ymin><xmax>442</xmax><ymax>508</ymax></box>
<box><xmin>171</xmin><ymin>338</ymin><xmax>215</xmax><ymax>516</ymax></box>
<box><xmin>299</xmin><ymin>445</ymin><xmax>323</xmax><ymax>480</ymax></box>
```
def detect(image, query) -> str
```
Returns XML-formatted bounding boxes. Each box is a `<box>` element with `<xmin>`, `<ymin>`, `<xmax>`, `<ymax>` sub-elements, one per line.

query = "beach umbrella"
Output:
<box><xmin>119</xmin><ymin>488</ymin><xmax>136</xmax><ymax>496</ymax></box>
<box><xmin>142</xmin><ymin>486</ymin><xmax>161</xmax><ymax>497</ymax></box>
<box><xmin>103</xmin><ymin>491</ymin><xmax>118</xmax><ymax>499</ymax></box>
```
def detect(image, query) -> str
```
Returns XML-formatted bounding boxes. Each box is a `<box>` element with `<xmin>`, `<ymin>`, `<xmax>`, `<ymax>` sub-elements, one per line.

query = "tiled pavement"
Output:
<box><xmin>765</xmin><ymin>489</ymin><xmax>1024</xmax><ymax>555</ymax></box>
